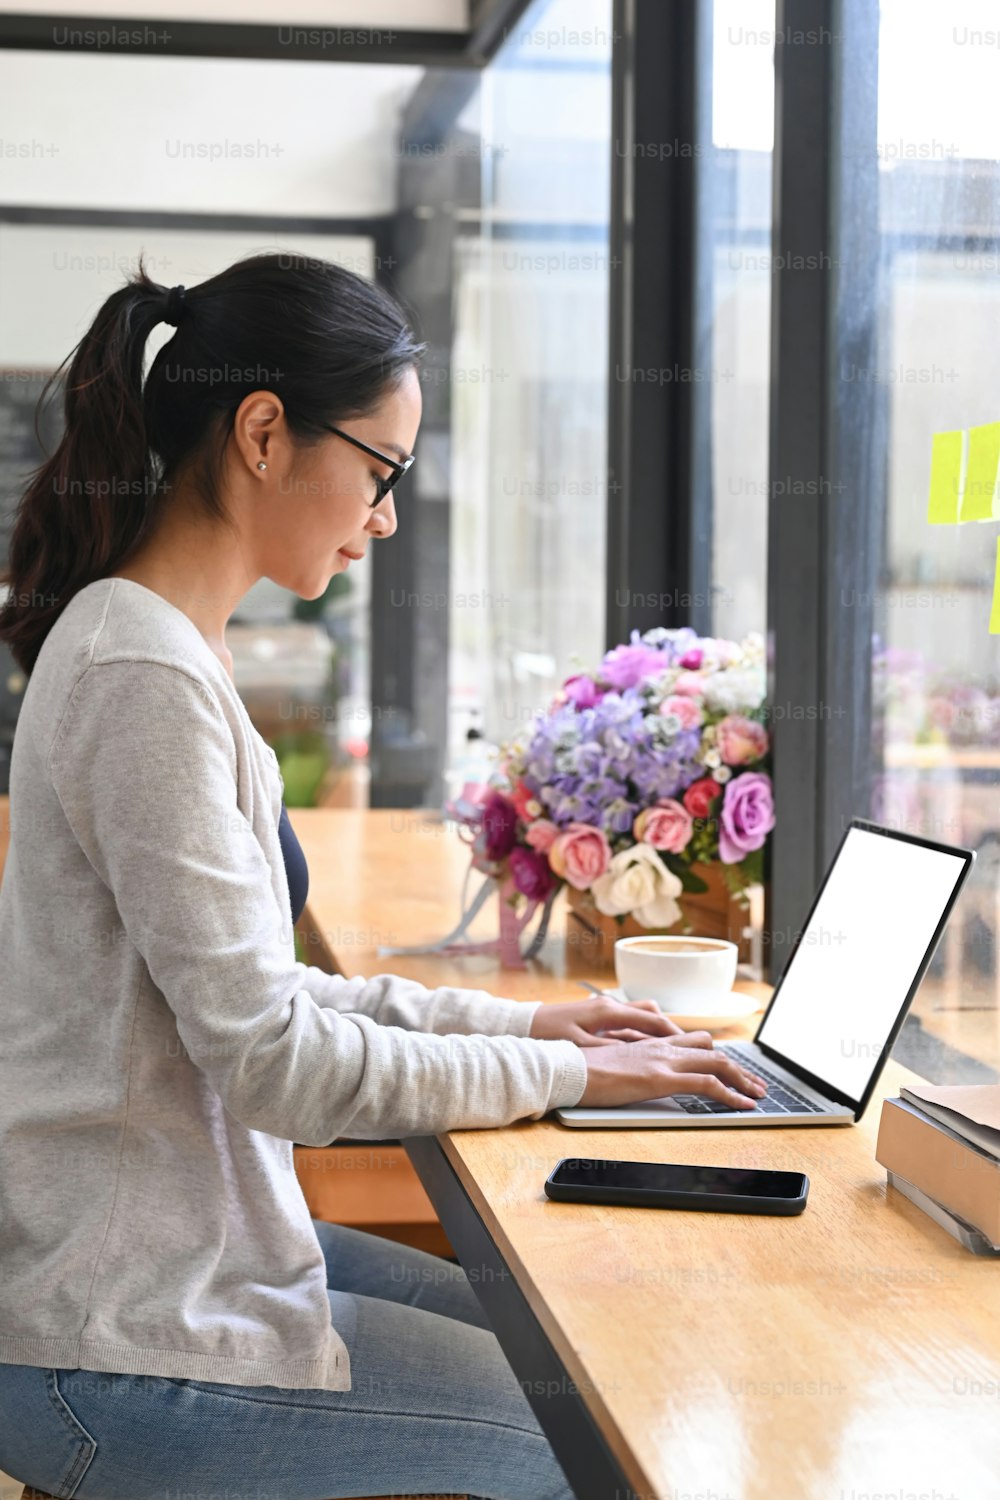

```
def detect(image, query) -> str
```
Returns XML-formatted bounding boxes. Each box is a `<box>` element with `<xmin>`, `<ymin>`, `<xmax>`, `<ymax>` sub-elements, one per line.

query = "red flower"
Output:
<box><xmin>510</xmin><ymin>778</ymin><xmax>542</xmax><ymax>822</ymax></box>
<box><xmin>683</xmin><ymin>777</ymin><xmax>721</xmax><ymax>821</ymax></box>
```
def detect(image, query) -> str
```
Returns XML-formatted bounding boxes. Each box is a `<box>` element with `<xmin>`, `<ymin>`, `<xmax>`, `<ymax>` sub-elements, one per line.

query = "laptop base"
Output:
<box><xmin>554</xmin><ymin>1102</ymin><xmax>854</xmax><ymax>1128</ymax></box>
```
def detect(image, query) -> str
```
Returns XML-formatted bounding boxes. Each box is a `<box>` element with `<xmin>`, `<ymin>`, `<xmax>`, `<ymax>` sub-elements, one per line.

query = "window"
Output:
<box><xmin>870</xmin><ymin>0</ymin><xmax>1000</xmax><ymax>1077</ymax></box>
<box><xmin>446</xmin><ymin>0</ymin><xmax>613</xmax><ymax>767</ymax></box>
<box><xmin>709</xmin><ymin>0</ymin><xmax>775</xmax><ymax>642</ymax></box>
<box><xmin>0</xmin><ymin>47</ymin><xmax>421</xmax><ymax>804</ymax></box>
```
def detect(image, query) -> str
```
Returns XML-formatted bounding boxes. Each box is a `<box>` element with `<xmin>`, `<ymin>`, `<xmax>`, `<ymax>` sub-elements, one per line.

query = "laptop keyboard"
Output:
<box><xmin>670</xmin><ymin>1047</ymin><xmax>825</xmax><ymax>1115</ymax></box>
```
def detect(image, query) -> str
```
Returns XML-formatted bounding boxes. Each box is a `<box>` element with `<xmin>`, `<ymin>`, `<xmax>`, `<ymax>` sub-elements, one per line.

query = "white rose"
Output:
<box><xmin>702</xmin><ymin>667</ymin><xmax>766</xmax><ymax>714</ymax></box>
<box><xmin>715</xmin><ymin>639</ymin><xmax>743</xmax><ymax>667</ymax></box>
<box><xmin>702</xmin><ymin>747</ymin><xmax>722</xmax><ymax>768</ymax></box>
<box><xmin>590</xmin><ymin>844</ymin><xmax>683</xmax><ymax>929</ymax></box>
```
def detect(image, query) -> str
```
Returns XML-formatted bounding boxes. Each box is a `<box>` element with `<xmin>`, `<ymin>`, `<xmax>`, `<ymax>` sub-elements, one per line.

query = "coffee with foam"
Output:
<box><xmin>614</xmin><ymin>934</ymin><xmax>738</xmax><ymax>1013</ymax></box>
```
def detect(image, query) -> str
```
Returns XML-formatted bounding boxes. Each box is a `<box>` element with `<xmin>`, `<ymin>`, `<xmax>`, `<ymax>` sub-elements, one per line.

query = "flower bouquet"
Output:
<box><xmin>379</xmin><ymin>626</ymin><xmax>774</xmax><ymax>970</ymax></box>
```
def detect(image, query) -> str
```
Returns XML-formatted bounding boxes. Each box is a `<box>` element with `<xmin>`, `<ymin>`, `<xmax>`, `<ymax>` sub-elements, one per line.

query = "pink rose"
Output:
<box><xmin>509</xmin><ymin>845</ymin><xmax>558</xmax><ymax>901</ymax></box>
<box><xmin>525</xmin><ymin>818</ymin><xmax>559</xmax><ymax>853</ymax></box>
<box><xmin>660</xmin><ymin>694</ymin><xmax>703</xmax><ymax>730</ymax></box>
<box><xmin>679</xmin><ymin>648</ymin><xmax>703</xmax><ymax>670</ymax></box>
<box><xmin>633</xmin><ymin>799</ymin><xmax>693</xmax><ymax>853</ymax></box>
<box><xmin>719</xmin><ymin>773</ymin><xmax>775</xmax><ymax>863</ymax></box>
<box><xmin>716</xmin><ymin>714</ymin><xmax>769</xmax><ymax>766</ymax></box>
<box><xmin>548</xmin><ymin>822</ymin><xmax>612</xmax><ymax>890</ymax></box>
<box><xmin>672</xmin><ymin>671</ymin><xmax>707</xmax><ymax>697</ymax></box>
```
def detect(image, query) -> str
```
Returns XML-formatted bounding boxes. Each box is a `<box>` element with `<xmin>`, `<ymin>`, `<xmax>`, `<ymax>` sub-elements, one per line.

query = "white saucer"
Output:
<box><xmin>604</xmin><ymin>986</ymin><xmax>761</xmax><ymax>1033</ymax></box>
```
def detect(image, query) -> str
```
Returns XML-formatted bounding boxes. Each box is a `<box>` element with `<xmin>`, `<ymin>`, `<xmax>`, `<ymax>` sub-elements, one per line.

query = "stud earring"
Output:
<box><xmin>257</xmin><ymin>461</ymin><xmax>267</xmax><ymax>471</ymax></box>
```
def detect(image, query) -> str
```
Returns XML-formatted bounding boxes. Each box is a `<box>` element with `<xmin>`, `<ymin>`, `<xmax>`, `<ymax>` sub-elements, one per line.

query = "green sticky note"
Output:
<box><xmin>990</xmin><ymin>538</ymin><xmax>1000</xmax><ymax>634</ymax></box>
<box><xmin>961</xmin><ymin>422</ymin><xmax>1000</xmax><ymax>522</ymax></box>
<box><xmin>928</xmin><ymin>429</ymin><xmax>965</xmax><ymax>524</ymax></box>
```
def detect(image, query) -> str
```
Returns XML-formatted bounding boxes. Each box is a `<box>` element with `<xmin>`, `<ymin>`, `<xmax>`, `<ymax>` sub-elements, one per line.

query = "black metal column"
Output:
<box><xmin>766</xmin><ymin>0</ymin><xmax>882</xmax><ymax>975</ymax></box>
<box><xmin>370</xmin><ymin>71</ymin><xmax>483</xmax><ymax>808</ymax></box>
<box><xmin>606</xmin><ymin>0</ymin><xmax>714</xmax><ymax>647</ymax></box>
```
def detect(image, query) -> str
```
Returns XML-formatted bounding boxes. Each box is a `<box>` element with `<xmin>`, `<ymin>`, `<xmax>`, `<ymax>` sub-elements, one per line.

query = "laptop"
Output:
<box><xmin>555</xmin><ymin>818</ymin><xmax>974</xmax><ymax>1129</ymax></box>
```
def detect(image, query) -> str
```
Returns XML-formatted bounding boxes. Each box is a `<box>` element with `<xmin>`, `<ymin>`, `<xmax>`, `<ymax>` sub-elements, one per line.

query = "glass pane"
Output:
<box><xmin>0</xmin><ymin>26</ymin><xmax>614</xmax><ymax>811</ymax></box>
<box><xmin>871</xmin><ymin>0</ymin><xmax>1000</xmax><ymax>1079</ymax></box>
<box><xmin>709</xmin><ymin>0</ymin><xmax>774</xmax><ymax>642</ymax></box>
<box><xmin>445</xmin><ymin>0</ymin><xmax>612</xmax><ymax>789</ymax></box>
<box><xmin>0</xmin><ymin>217</ymin><xmax>379</xmax><ymax>804</ymax></box>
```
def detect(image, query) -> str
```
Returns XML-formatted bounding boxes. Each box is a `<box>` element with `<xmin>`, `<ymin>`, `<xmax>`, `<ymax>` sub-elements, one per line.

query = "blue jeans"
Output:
<box><xmin>0</xmin><ymin>1219</ymin><xmax>574</xmax><ymax>1500</ymax></box>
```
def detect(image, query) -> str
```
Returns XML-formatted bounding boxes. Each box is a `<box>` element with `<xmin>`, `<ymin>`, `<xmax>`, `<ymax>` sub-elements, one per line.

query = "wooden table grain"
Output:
<box><xmin>293</xmin><ymin>807</ymin><xmax>1000</xmax><ymax>1500</ymax></box>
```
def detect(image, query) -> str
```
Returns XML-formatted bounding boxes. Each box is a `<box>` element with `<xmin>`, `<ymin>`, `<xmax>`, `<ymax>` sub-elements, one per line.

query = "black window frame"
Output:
<box><xmin>0</xmin><ymin>0</ymin><xmax>890</xmax><ymax>905</ymax></box>
<box><xmin>608</xmin><ymin>0</ymin><xmax>882</xmax><ymax>981</ymax></box>
<box><xmin>765</xmin><ymin>0</ymin><xmax>882</xmax><ymax>977</ymax></box>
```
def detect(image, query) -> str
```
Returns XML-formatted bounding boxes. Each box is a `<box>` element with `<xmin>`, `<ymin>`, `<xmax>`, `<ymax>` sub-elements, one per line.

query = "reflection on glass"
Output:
<box><xmin>709</xmin><ymin>0</ymin><xmax>774</xmax><ymax>641</ymax></box>
<box><xmin>872</xmin><ymin>0</ymin><xmax>1000</xmax><ymax>1078</ymax></box>
<box><xmin>447</xmin><ymin>0</ymin><xmax>612</xmax><ymax>772</ymax></box>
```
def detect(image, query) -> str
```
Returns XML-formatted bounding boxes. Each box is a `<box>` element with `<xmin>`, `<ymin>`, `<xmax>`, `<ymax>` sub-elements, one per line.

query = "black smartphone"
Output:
<box><xmin>544</xmin><ymin>1158</ymin><xmax>809</xmax><ymax>1215</ymax></box>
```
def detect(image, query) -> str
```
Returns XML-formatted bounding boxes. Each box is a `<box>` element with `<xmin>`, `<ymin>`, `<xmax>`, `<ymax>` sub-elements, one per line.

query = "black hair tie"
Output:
<box><xmin>162</xmin><ymin>284</ymin><xmax>187</xmax><ymax>327</ymax></box>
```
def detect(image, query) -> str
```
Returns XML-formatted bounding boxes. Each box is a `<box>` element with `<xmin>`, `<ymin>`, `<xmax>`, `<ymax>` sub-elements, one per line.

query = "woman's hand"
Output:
<box><xmin>577</xmin><ymin>1036</ymin><xmax>768</xmax><ymax>1110</ymax></box>
<box><xmin>528</xmin><ymin>995</ymin><xmax>688</xmax><ymax>1047</ymax></box>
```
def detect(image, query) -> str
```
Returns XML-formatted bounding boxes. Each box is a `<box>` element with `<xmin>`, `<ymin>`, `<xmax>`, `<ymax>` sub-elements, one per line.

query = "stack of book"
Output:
<box><xmin>875</xmin><ymin>1081</ymin><xmax>1000</xmax><ymax>1256</ymax></box>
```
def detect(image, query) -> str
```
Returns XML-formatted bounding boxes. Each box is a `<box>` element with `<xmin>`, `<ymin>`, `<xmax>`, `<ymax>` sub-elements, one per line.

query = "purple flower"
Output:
<box><xmin>600</xmin><ymin>642</ymin><xmax>667</xmax><ymax>691</ymax></box>
<box><xmin>719</xmin><ymin>773</ymin><xmax>775</xmax><ymax>864</ymax></box>
<box><xmin>679</xmin><ymin>648</ymin><xmax>704</xmax><ymax>670</ymax></box>
<box><xmin>509</xmin><ymin>845</ymin><xmax>559</xmax><ymax>901</ymax></box>
<box><xmin>563</xmin><ymin>674</ymin><xmax>603</xmax><ymax>709</ymax></box>
<box><xmin>482</xmin><ymin>791</ymin><xmax>518</xmax><ymax>861</ymax></box>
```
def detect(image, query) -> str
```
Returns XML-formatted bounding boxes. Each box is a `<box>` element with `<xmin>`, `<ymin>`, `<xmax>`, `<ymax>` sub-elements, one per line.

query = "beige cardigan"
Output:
<box><xmin>0</xmin><ymin>577</ymin><xmax>587</xmax><ymax>1392</ymax></box>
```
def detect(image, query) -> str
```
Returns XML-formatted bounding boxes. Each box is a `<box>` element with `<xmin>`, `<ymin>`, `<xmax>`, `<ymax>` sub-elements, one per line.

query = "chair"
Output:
<box><xmin>23</xmin><ymin>1489</ymin><xmax>467</xmax><ymax>1499</ymax></box>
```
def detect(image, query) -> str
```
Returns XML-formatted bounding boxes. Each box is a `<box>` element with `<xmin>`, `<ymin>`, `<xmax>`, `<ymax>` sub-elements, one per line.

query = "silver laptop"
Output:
<box><xmin>555</xmin><ymin>819</ymin><xmax>974</xmax><ymax>1129</ymax></box>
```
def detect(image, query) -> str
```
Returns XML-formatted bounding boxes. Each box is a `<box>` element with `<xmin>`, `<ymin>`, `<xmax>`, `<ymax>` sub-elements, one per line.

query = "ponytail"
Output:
<box><xmin>0</xmin><ymin>250</ymin><xmax>423</xmax><ymax>675</ymax></box>
<box><xmin>0</xmin><ymin>259</ymin><xmax>172</xmax><ymax>674</ymax></box>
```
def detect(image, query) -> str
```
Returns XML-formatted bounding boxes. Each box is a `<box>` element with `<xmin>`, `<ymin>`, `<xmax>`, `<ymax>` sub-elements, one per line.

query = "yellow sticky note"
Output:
<box><xmin>990</xmin><ymin>538</ymin><xmax>1000</xmax><ymax>634</ymax></box>
<box><xmin>928</xmin><ymin>429</ymin><xmax>965</xmax><ymax>524</ymax></box>
<box><xmin>961</xmin><ymin>422</ymin><xmax>1000</xmax><ymax>522</ymax></box>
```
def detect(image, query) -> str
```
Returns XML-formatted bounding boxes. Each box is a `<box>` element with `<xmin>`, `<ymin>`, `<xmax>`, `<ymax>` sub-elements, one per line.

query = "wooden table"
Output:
<box><xmin>294</xmin><ymin>808</ymin><xmax>1000</xmax><ymax>1500</ymax></box>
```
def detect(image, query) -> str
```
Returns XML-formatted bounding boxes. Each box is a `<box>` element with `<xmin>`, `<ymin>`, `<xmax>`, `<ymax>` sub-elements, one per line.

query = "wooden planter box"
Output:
<box><xmin>565</xmin><ymin>862</ymin><xmax>755</xmax><ymax>969</ymax></box>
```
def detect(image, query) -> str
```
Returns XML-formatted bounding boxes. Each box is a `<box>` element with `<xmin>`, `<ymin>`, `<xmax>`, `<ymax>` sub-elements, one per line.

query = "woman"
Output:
<box><xmin>0</xmin><ymin>254</ymin><xmax>766</xmax><ymax>1499</ymax></box>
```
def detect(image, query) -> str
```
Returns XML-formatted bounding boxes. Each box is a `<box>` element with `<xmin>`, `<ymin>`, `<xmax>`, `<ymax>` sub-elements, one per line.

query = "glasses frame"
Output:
<box><xmin>324</xmin><ymin>423</ymin><xmax>416</xmax><ymax>507</ymax></box>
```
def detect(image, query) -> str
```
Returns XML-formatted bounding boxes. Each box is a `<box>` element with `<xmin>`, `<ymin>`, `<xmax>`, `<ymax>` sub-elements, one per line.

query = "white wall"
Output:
<box><xmin>4</xmin><ymin>0</ymin><xmax>467</xmax><ymax>25</ymax></box>
<box><xmin>0</xmin><ymin>223</ymin><xmax>374</xmax><ymax>364</ymax></box>
<box><xmin>0</xmin><ymin>51</ymin><xmax>422</xmax><ymax>215</ymax></box>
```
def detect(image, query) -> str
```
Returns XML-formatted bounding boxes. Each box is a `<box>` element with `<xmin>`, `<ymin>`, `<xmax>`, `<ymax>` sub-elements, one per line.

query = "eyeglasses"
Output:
<box><xmin>323</xmin><ymin>423</ymin><xmax>416</xmax><ymax>508</ymax></box>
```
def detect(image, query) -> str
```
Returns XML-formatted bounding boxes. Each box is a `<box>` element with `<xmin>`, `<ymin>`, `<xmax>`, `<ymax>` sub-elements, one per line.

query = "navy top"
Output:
<box><xmin>277</xmin><ymin>800</ymin><xmax>310</xmax><ymax>925</ymax></box>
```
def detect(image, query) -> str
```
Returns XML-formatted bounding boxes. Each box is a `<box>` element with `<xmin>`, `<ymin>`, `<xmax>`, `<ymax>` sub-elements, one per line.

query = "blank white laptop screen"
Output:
<box><xmin>755</xmin><ymin>826</ymin><xmax>969</xmax><ymax>1102</ymax></box>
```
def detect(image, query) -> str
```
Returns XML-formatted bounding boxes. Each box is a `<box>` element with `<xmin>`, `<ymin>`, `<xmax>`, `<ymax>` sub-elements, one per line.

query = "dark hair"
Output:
<box><xmin>0</xmin><ymin>251</ymin><xmax>424</xmax><ymax>674</ymax></box>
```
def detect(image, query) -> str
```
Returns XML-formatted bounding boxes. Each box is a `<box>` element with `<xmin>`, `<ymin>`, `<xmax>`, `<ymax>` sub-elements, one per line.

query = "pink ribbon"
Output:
<box><xmin>375</xmin><ymin>783</ymin><xmax>558</xmax><ymax>969</ymax></box>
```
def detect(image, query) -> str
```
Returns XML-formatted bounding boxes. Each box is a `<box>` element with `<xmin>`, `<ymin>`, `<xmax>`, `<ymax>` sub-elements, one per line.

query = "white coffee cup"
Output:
<box><xmin>614</xmin><ymin>935</ymin><xmax>739</xmax><ymax>1015</ymax></box>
